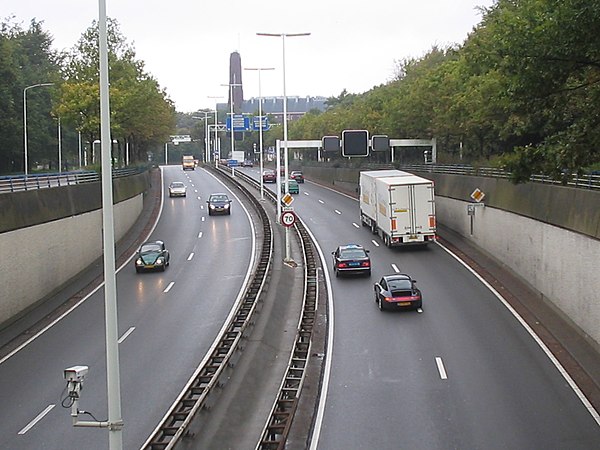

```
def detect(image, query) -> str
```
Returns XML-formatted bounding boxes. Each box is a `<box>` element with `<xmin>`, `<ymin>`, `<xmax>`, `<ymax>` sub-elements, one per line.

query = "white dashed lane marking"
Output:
<box><xmin>436</xmin><ymin>357</ymin><xmax>448</xmax><ymax>380</ymax></box>
<box><xmin>18</xmin><ymin>405</ymin><xmax>55</xmax><ymax>435</ymax></box>
<box><xmin>118</xmin><ymin>327</ymin><xmax>135</xmax><ymax>344</ymax></box>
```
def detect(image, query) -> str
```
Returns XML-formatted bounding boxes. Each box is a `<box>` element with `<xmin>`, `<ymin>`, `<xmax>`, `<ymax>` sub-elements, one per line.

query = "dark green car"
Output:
<box><xmin>281</xmin><ymin>179</ymin><xmax>299</xmax><ymax>194</ymax></box>
<box><xmin>135</xmin><ymin>240</ymin><xmax>170</xmax><ymax>273</ymax></box>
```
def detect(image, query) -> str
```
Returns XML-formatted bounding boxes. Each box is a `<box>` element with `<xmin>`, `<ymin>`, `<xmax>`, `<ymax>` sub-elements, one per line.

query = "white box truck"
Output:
<box><xmin>359</xmin><ymin>170</ymin><xmax>436</xmax><ymax>246</ymax></box>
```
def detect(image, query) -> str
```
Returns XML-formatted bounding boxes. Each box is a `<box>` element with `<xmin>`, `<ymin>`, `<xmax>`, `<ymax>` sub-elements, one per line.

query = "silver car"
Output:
<box><xmin>168</xmin><ymin>181</ymin><xmax>187</xmax><ymax>197</ymax></box>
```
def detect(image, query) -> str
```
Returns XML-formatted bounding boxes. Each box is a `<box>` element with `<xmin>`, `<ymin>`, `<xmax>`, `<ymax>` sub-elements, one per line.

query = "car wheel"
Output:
<box><xmin>160</xmin><ymin>265</ymin><xmax>166</xmax><ymax>272</ymax></box>
<box><xmin>335</xmin><ymin>268</ymin><xmax>339</xmax><ymax>278</ymax></box>
<box><xmin>228</xmin><ymin>210</ymin><xmax>231</xmax><ymax>215</ymax></box>
<box><xmin>378</xmin><ymin>296</ymin><xmax>385</xmax><ymax>311</ymax></box>
<box><xmin>370</xmin><ymin>222</ymin><xmax>377</xmax><ymax>234</ymax></box>
<box><xmin>208</xmin><ymin>210</ymin><xmax>213</xmax><ymax>216</ymax></box>
<box><xmin>366</xmin><ymin>270</ymin><xmax>371</xmax><ymax>277</ymax></box>
<box><xmin>136</xmin><ymin>267</ymin><xmax>141</xmax><ymax>273</ymax></box>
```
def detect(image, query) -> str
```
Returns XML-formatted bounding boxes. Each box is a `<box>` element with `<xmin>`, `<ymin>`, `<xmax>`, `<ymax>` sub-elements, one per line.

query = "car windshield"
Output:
<box><xmin>170</xmin><ymin>182</ymin><xmax>184</xmax><ymax>188</ymax></box>
<box><xmin>340</xmin><ymin>248</ymin><xmax>367</xmax><ymax>258</ymax></box>
<box><xmin>141</xmin><ymin>243</ymin><xmax>161</xmax><ymax>253</ymax></box>
<box><xmin>387</xmin><ymin>279</ymin><xmax>412</xmax><ymax>290</ymax></box>
<box><xmin>210</xmin><ymin>194</ymin><xmax>229</xmax><ymax>202</ymax></box>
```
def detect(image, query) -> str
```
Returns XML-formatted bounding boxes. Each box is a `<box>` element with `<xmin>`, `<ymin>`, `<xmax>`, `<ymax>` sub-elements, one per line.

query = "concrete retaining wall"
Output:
<box><xmin>438</xmin><ymin>196</ymin><xmax>600</xmax><ymax>346</ymax></box>
<box><xmin>0</xmin><ymin>171</ymin><xmax>150</xmax><ymax>327</ymax></box>
<box><xmin>303</xmin><ymin>165</ymin><xmax>600</xmax><ymax>347</ymax></box>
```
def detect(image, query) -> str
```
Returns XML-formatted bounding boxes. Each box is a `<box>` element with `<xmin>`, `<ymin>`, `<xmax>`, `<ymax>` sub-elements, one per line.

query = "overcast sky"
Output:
<box><xmin>6</xmin><ymin>0</ymin><xmax>495</xmax><ymax>113</ymax></box>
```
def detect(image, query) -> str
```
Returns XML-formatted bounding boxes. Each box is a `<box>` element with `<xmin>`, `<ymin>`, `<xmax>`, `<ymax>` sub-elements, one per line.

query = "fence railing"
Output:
<box><xmin>0</xmin><ymin>167</ymin><xmax>144</xmax><ymax>194</ymax></box>
<box><xmin>396</xmin><ymin>164</ymin><xmax>600</xmax><ymax>190</ymax></box>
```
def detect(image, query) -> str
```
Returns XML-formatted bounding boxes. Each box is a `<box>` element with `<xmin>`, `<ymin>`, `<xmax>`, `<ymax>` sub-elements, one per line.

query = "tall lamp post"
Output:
<box><xmin>244</xmin><ymin>67</ymin><xmax>274</xmax><ymax>200</ymax></box>
<box><xmin>23</xmin><ymin>82</ymin><xmax>54</xmax><ymax>177</ymax></box>
<box><xmin>208</xmin><ymin>96</ymin><xmax>224</xmax><ymax>167</ymax></box>
<box><xmin>192</xmin><ymin>110</ymin><xmax>214</xmax><ymax>163</ymax></box>
<box><xmin>257</xmin><ymin>32</ymin><xmax>310</xmax><ymax>262</ymax></box>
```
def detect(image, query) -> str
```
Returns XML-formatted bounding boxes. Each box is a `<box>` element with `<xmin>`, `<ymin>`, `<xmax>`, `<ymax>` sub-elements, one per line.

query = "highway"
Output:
<box><xmin>0</xmin><ymin>166</ymin><xmax>256</xmax><ymax>449</ymax></box>
<box><xmin>240</xmin><ymin>166</ymin><xmax>600</xmax><ymax>449</ymax></box>
<box><xmin>2</xmin><ymin>164</ymin><xmax>599</xmax><ymax>449</ymax></box>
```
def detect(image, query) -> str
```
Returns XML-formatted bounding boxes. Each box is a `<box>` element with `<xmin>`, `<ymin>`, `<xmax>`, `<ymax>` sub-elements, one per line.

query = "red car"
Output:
<box><xmin>262</xmin><ymin>169</ymin><xmax>276</xmax><ymax>183</ymax></box>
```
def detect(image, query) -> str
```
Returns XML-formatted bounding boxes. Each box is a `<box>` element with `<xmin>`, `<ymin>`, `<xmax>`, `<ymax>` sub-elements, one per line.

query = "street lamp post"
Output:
<box><xmin>257</xmin><ymin>32</ymin><xmax>310</xmax><ymax>261</ymax></box>
<box><xmin>220</xmin><ymin>82</ymin><xmax>243</xmax><ymax>172</ymax></box>
<box><xmin>244</xmin><ymin>67</ymin><xmax>274</xmax><ymax>200</ymax></box>
<box><xmin>208</xmin><ymin>96</ymin><xmax>224</xmax><ymax>167</ymax></box>
<box><xmin>23</xmin><ymin>82</ymin><xmax>54</xmax><ymax>177</ymax></box>
<box><xmin>57</xmin><ymin>116</ymin><xmax>62</xmax><ymax>173</ymax></box>
<box><xmin>192</xmin><ymin>110</ymin><xmax>214</xmax><ymax>163</ymax></box>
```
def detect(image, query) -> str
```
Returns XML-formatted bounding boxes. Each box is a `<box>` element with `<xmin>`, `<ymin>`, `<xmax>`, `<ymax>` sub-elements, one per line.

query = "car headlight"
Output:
<box><xmin>136</xmin><ymin>258</ymin><xmax>143</xmax><ymax>265</ymax></box>
<box><xmin>224</xmin><ymin>204</ymin><xmax>230</xmax><ymax>208</ymax></box>
<box><xmin>156</xmin><ymin>257</ymin><xmax>164</xmax><ymax>265</ymax></box>
<box><xmin>209</xmin><ymin>204</ymin><xmax>216</xmax><ymax>209</ymax></box>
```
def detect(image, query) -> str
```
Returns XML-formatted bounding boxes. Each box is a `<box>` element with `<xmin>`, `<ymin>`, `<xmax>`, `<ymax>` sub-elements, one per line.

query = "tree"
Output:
<box><xmin>0</xmin><ymin>18</ymin><xmax>60</xmax><ymax>174</ymax></box>
<box><xmin>56</xmin><ymin>18</ymin><xmax>175</xmax><ymax>166</ymax></box>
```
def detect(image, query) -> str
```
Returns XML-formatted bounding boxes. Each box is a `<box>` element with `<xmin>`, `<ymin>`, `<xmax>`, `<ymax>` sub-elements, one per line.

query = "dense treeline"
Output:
<box><xmin>0</xmin><ymin>17</ymin><xmax>175</xmax><ymax>175</ymax></box>
<box><xmin>289</xmin><ymin>0</ymin><xmax>600</xmax><ymax>182</ymax></box>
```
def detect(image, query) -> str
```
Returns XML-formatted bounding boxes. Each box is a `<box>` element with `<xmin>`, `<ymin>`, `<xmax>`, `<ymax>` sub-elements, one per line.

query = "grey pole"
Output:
<box><xmin>256</xmin><ymin>32</ymin><xmax>310</xmax><ymax>263</ymax></box>
<box><xmin>99</xmin><ymin>0</ymin><xmax>124</xmax><ymax>448</ymax></box>
<box><xmin>23</xmin><ymin>82</ymin><xmax>54</xmax><ymax>177</ymax></box>
<box><xmin>244</xmin><ymin>67</ymin><xmax>274</xmax><ymax>200</ymax></box>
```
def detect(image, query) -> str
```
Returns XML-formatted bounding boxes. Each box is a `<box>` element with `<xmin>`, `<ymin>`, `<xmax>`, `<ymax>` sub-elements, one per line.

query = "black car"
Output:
<box><xmin>290</xmin><ymin>170</ymin><xmax>304</xmax><ymax>183</ymax></box>
<box><xmin>373</xmin><ymin>274</ymin><xmax>422</xmax><ymax>311</ymax></box>
<box><xmin>135</xmin><ymin>240</ymin><xmax>170</xmax><ymax>273</ymax></box>
<box><xmin>207</xmin><ymin>193</ymin><xmax>232</xmax><ymax>215</ymax></box>
<box><xmin>332</xmin><ymin>244</ymin><xmax>371</xmax><ymax>277</ymax></box>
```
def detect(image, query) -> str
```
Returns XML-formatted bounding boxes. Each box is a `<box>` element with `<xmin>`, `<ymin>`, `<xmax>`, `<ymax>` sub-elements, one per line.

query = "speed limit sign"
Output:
<box><xmin>281</xmin><ymin>210</ymin><xmax>296</xmax><ymax>227</ymax></box>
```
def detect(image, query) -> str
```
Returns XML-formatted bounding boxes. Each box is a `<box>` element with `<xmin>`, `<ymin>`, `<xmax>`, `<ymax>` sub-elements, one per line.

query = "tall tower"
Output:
<box><xmin>229</xmin><ymin>51</ymin><xmax>244</xmax><ymax>113</ymax></box>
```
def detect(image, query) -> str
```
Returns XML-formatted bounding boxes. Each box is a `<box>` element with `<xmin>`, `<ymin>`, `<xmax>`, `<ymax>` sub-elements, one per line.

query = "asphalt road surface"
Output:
<box><xmin>0</xmin><ymin>166</ymin><xmax>256</xmax><ymax>449</ymax></box>
<box><xmin>242</xmin><ymin>166</ymin><xmax>600</xmax><ymax>450</ymax></box>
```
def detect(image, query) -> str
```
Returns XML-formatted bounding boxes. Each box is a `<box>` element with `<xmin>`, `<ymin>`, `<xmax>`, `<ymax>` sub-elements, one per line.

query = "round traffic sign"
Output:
<box><xmin>281</xmin><ymin>211</ymin><xmax>296</xmax><ymax>227</ymax></box>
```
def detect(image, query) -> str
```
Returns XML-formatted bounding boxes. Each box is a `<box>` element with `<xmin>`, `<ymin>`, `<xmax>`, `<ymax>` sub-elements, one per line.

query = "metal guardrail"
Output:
<box><xmin>231</xmin><ymin>169</ymin><xmax>320</xmax><ymax>450</ymax></box>
<box><xmin>0</xmin><ymin>167</ymin><xmax>144</xmax><ymax>193</ymax></box>
<box><xmin>142</xmin><ymin>165</ymin><xmax>274</xmax><ymax>450</ymax></box>
<box><xmin>397</xmin><ymin>164</ymin><xmax>600</xmax><ymax>190</ymax></box>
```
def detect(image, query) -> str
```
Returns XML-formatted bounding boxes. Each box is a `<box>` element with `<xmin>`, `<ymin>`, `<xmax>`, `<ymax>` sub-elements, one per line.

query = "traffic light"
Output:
<box><xmin>371</xmin><ymin>135</ymin><xmax>389</xmax><ymax>152</ymax></box>
<box><xmin>322</xmin><ymin>136</ymin><xmax>340</xmax><ymax>153</ymax></box>
<box><xmin>342</xmin><ymin>130</ymin><xmax>369</xmax><ymax>157</ymax></box>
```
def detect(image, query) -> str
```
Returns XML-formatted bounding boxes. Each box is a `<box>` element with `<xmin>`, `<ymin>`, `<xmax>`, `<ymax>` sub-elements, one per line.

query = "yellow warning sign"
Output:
<box><xmin>282</xmin><ymin>193</ymin><xmax>294</xmax><ymax>206</ymax></box>
<box><xmin>470</xmin><ymin>188</ymin><xmax>485</xmax><ymax>203</ymax></box>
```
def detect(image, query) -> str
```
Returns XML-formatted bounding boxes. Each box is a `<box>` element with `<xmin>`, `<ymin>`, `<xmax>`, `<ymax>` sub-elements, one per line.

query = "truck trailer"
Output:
<box><xmin>359</xmin><ymin>170</ymin><xmax>436</xmax><ymax>246</ymax></box>
<box><xmin>182</xmin><ymin>155</ymin><xmax>195</xmax><ymax>170</ymax></box>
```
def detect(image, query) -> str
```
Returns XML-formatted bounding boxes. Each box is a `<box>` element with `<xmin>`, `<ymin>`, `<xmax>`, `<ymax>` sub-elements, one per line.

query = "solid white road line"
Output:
<box><xmin>18</xmin><ymin>404</ymin><xmax>55</xmax><ymax>435</ymax></box>
<box><xmin>352</xmin><ymin>223</ymin><xmax>360</xmax><ymax>228</ymax></box>
<box><xmin>334</xmin><ymin>210</ymin><xmax>342</xmax><ymax>215</ymax></box>
<box><xmin>163</xmin><ymin>282</ymin><xmax>175</xmax><ymax>293</ymax></box>
<box><xmin>371</xmin><ymin>240</ymin><xmax>380</xmax><ymax>247</ymax></box>
<box><xmin>436</xmin><ymin>357</ymin><xmax>448</xmax><ymax>380</ymax></box>
<box><xmin>118</xmin><ymin>327</ymin><xmax>135</xmax><ymax>344</ymax></box>
<box><xmin>436</xmin><ymin>240</ymin><xmax>600</xmax><ymax>426</ymax></box>
<box><xmin>198</xmin><ymin>231</ymin><xmax>203</xmax><ymax>238</ymax></box>
<box><xmin>187</xmin><ymin>252</ymin><xmax>194</xmax><ymax>261</ymax></box>
<box><xmin>391</xmin><ymin>263</ymin><xmax>400</xmax><ymax>273</ymax></box>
